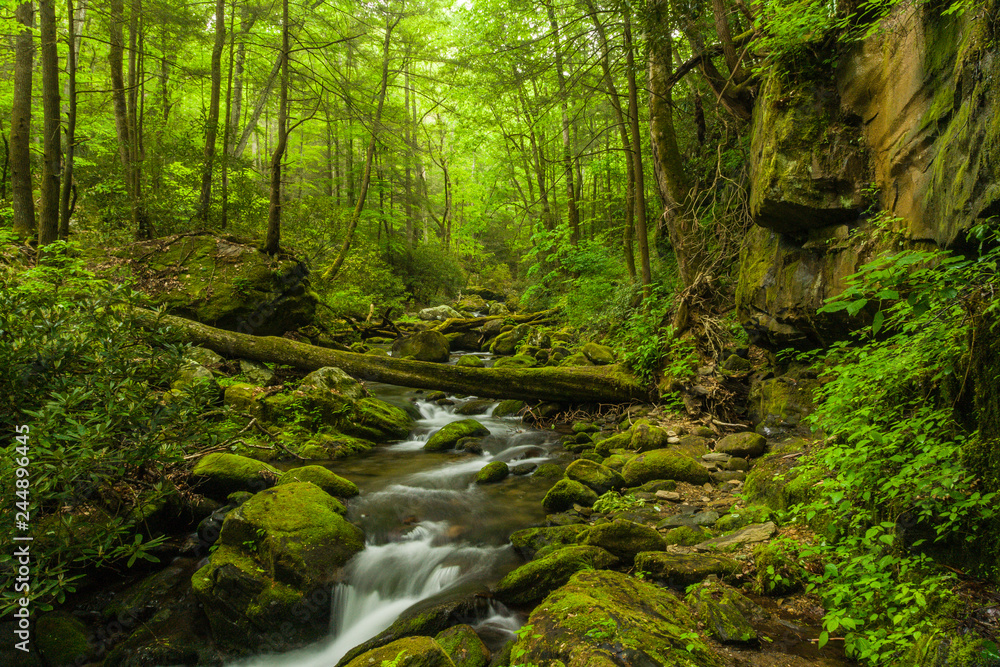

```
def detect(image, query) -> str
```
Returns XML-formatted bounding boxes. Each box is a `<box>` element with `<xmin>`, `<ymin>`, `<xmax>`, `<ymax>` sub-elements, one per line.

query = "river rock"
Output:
<box><xmin>239</xmin><ymin>359</ymin><xmax>275</xmax><ymax>386</ymax></box>
<box><xmin>687</xmin><ymin>582</ymin><xmax>761</xmax><ymax>643</ymax></box>
<box><xmin>475</xmin><ymin>461</ymin><xmax>509</xmax><ymax>484</ymax></box>
<box><xmin>34</xmin><ymin>612</ymin><xmax>92</xmax><ymax>667</ymax></box>
<box><xmin>455</xmin><ymin>294</ymin><xmax>489</xmax><ymax>313</ymax></box>
<box><xmin>391</xmin><ymin>330</ymin><xmax>451</xmax><ymax>362</ymax></box>
<box><xmin>191</xmin><ymin>453</ymin><xmax>280</xmax><ymax>500</ymax></box>
<box><xmin>629</xmin><ymin>422</ymin><xmax>672</xmax><ymax>451</ymax></box>
<box><xmin>509</xmin><ymin>524</ymin><xmax>588</xmax><ymax>559</ymax></box>
<box><xmin>716</xmin><ymin>432</ymin><xmax>767</xmax><ymax>458</ymax></box>
<box><xmin>344</xmin><ymin>636</ymin><xmax>454</xmax><ymax>667</ymax></box>
<box><xmin>425</xmin><ymin>419</ymin><xmax>491</xmax><ymax>451</ymax></box>
<box><xmin>277</xmin><ymin>465</ymin><xmax>358</xmax><ymax>499</ymax></box>
<box><xmin>622</xmin><ymin>450</ymin><xmax>711</xmax><ymax>486</ymax></box>
<box><xmin>581</xmin><ymin>342</ymin><xmax>615</xmax><ymax>365</ymax></box>
<box><xmin>455</xmin><ymin>354</ymin><xmax>485</xmax><ymax>368</ymax></box>
<box><xmin>492</xmin><ymin>399</ymin><xmax>525</xmax><ymax>417</ymax></box>
<box><xmin>300</xmin><ymin>366</ymin><xmax>366</xmax><ymax>400</ymax></box>
<box><xmin>593</xmin><ymin>431</ymin><xmax>632</xmax><ymax>457</ymax></box>
<box><xmin>191</xmin><ymin>482</ymin><xmax>365</xmax><ymax>651</ymax></box>
<box><xmin>634</xmin><ymin>552</ymin><xmax>741</xmax><ymax>587</ymax></box>
<box><xmin>695</xmin><ymin>522</ymin><xmax>778</xmax><ymax>551</ymax></box>
<box><xmin>454</xmin><ymin>398</ymin><xmax>494</xmax><ymax>415</ymax></box>
<box><xmin>419</xmin><ymin>305</ymin><xmax>463</xmax><ymax>321</ymax></box>
<box><xmin>565</xmin><ymin>459</ymin><xmax>625</xmax><ymax>495</ymax></box>
<box><xmin>224</xmin><ymin>382</ymin><xmax>265</xmax><ymax>418</ymax></box>
<box><xmin>434</xmin><ymin>624</ymin><xmax>490</xmax><ymax>667</ymax></box>
<box><xmin>663</xmin><ymin>526</ymin><xmax>709</xmax><ymax>546</ymax></box>
<box><xmin>582</xmin><ymin>519</ymin><xmax>665</xmax><ymax>564</ymax></box>
<box><xmin>493</xmin><ymin>545</ymin><xmax>618</xmax><ymax>606</ymax></box>
<box><xmin>542</xmin><ymin>478</ymin><xmax>599</xmax><ymax>513</ymax></box>
<box><xmin>489</xmin><ymin>324</ymin><xmax>530</xmax><ymax>355</ymax></box>
<box><xmin>511</xmin><ymin>569</ymin><xmax>722</xmax><ymax>666</ymax></box>
<box><xmin>488</xmin><ymin>301</ymin><xmax>510</xmax><ymax>316</ymax></box>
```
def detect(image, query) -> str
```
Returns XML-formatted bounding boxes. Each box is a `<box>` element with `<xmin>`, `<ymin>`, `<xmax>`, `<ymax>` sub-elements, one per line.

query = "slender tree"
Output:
<box><xmin>10</xmin><ymin>1</ymin><xmax>35</xmax><ymax>242</ymax></box>
<box><xmin>198</xmin><ymin>0</ymin><xmax>227</xmax><ymax>223</ymax></box>
<box><xmin>38</xmin><ymin>0</ymin><xmax>61</xmax><ymax>246</ymax></box>
<box><xmin>264</xmin><ymin>0</ymin><xmax>290</xmax><ymax>255</ymax></box>
<box><xmin>59</xmin><ymin>0</ymin><xmax>81</xmax><ymax>239</ymax></box>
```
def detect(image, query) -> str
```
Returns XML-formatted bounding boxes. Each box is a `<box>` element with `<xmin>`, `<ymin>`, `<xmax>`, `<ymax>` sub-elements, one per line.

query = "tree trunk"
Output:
<box><xmin>136</xmin><ymin>311</ymin><xmax>648</xmax><ymax>403</ymax></box>
<box><xmin>324</xmin><ymin>13</ymin><xmax>398</xmax><ymax>280</ymax></box>
<box><xmin>59</xmin><ymin>0</ymin><xmax>79</xmax><ymax>239</ymax></box>
<box><xmin>10</xmin><ymin>1</ymin><xmax>35</xmax><ymax>242</ymax></box>
<box><xmin>624</xmin><ymin>10</ymin><xmax>652</xmax><ymax>296</ymax></box>
<box><xmin>37</xmin><ymin>0</ymin><xmax>61</xmax><ymax>247</ymax></box>
<box><xmin>546</xmin><ymin>1</ymin><xmax>580</xmax><ymax>244</ymax></box>
<box><xmin>264</xmin><ymin>0</ymin><xmax>289</xmax><ymax>255</ymax></box>
<box><xmin>197</xmin><ymin>0</ymin><xmax>226</xmax><ymax>223</ymax></box>
<box><xmin>220</xmin><ymin>0</ymin><xmax>236</xmax><ymax>229</ymax></box>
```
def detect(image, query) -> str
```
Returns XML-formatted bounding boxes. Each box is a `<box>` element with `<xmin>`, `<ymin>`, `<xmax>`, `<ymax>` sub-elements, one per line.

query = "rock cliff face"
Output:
<box><xmin>739</xmin><ymin>0</ymin><xmax>1000</xmax><ymax>347</ymax></box>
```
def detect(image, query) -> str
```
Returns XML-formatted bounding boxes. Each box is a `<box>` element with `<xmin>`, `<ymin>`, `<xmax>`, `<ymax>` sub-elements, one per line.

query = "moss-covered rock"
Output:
<box><xmin>425</xmin><ymin>419</ymin><xmax>491</xmax><ymax>452</ymax></box>
<box><xmin>634</xmin><ymin>552</ymin><xmax>741</xmax><ymax>587</ymax></box>
<box><xmin>594</xmin><ymin>431</ymin><xmax>632</xmax><ymax>457</ymax></box>
<box><xmin>560</xmin><ymin>351</ymin><xmax>595</xmax><ymax>366</ymax></box>
<box><xmin>601</xmin><ymin>452</ymin><xmax>637</xmax><ymax>471</ymax></box>
<box><xmin>752</xmin><ymin>539</ymin><xmax>807</xmax><ymax>595</ymax></box>
<box><xmin>419</xmin><ymin>305</ymin><xmax>464</xmax><ymax>321</ymax></box>
<box><xmin>475</xmin><ymin>461</ymin><xmax>509</xmax><ymax>484</ymax></box>
<box><xmin>629</xmin><ymin>422</ymin><xmax>672</xmax><ymax>451</ymax></box>
<box><xmin>663</xmin><ymin>525</ymin><xmax>709</xmax><ymax>546</ymax></box>
<box><xmin>297</xmin><ymin>431</ymin><xmax>376</xmax><ymax>459</ymax></box>
<box><xmin>262</xmin><ymin>389</ymin><xmax>412</xmax><ymax>442</ymax></box>
<box><xmin>715</xmin><ymin>432</ymin><xmax>767</xmax><ymax>458</ymax></box>
<box><xmin>493</xmin><ymin>545</ymin><xmax>619</xmax><ymax>606</ymax></box>
<box><xmin>191</xmin><ymin>453</ymin><xmax>281</xmax><ymax>500</ymax></box>
<box><xmin>277</xmin><ymin>465</ymin><xmax>358</xmax><ymax>499</ymax></box>
<box><xmin>455</xmin><ymin>354</ymin><xmax>485</xmax><ymax>368</ymax></box>
<box><xmin>743</xmin><ymin>440</ymin><xmax>821</xmax><ymax>511</ymax></box>
<box><xmin>300</xmin><ymin>366</ymin><xmax>366</xmax><ymax>400</ymax></box>
<box><xmin>492</xmin><ymin>354</ymin><xmax>537</xmax><ymax>369</ymax></box>
<box><xmin>512</xmin><ymin>569</ymin><xmax>722</xmax><ymax>666</ymax></box>
<box><xmin>490</xmin><ymin>324</ymin><xmax>530</xmax><ymax>355</ymax></box>
<box><xmin>565</xmin><ymin>459</ymin><xmax>625</xmax><ymax>495</ymax></box>
<box><xmin>434</xmin><ymin>624</ymin><xmax>489</xmax><ymax>667</ymax></box>
<box><xmin>172</xmin><ymin>361</ymin><xmax>221</xmax><ymax>397</ymax></box>
<box><xmin>225</xmin><ymin>382</ymin><xmax>266</xmax><ymax>418</ymax></box>
<box><xmin>532</xmin><ymin>463</ymin><xmax>564</xmax><ymax>478</ymax></box>
<box><xmin>344</xmin><ymin>636</ymin><xmax>456</xmax><ymax>667</ymax></box>
<box><xmin>686</xmin><ymin>582</ymin><xmax>761</xmax><ymax>643</ymax></box>
<box><xmin>492</xmin><ymin>399</ymin><xmax>525</xmax><ymax>417</ymax></box>
<box><xmin>35</xmin><ymin>612</ymin><xmax>91</xmax><ymax>667</ymax></box>
<box><xmin>542</xmin><ymin>478</ymin><xmax>599</xmax><ymax>513</ymax></box>
<box><xmin>749</xmin><ymin>375</ymin><xmax>820</xmax><ymax>436</ymax></box>
<box><xmin>582</xmin><ymin>342</ymin><xmax>615</xmax><ymax>365</ymax></box>
<box><xmin>191</xmin><ymin>482</ymin><xmax>364</xmax><ymax>652</ymax></box>
<box><xmin>622</xmin><ymin>450</ymin><xmax>711</xmax><ymax>486</ymax></box>
<box><xmin>392</xmin><ymin>331</ymin><xmax>452</xmax><ymax>363</ymax></box>
<box><xmin>583</xmin><ymin>519</ymin><xmax>665</xmax><ymax>564</ymax></box>
<box><xmin>509</xmin><ymin>524</ymin><xmax>588</xmax><ymax>559</ymax></box>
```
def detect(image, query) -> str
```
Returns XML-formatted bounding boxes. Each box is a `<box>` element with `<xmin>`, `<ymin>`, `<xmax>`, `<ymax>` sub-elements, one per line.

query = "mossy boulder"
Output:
<box><xmin>344</xmin><ymin>636</ymin><xmax>456</xmax><ymax>667</ymax></box>
<box><xmin>419</xmin><ymin>305</ymin><xmax>463</xmax><ymax>321</ymax></box>
<box><xmin>454</xmin><ymin>398</ymin><xmax>495</xmax><ymax>415</ymax></box>
<box><xmin>687</xmin><ymin>582</ymin><xmax>761</xmax><ymax>643</ymax></box>
<box><xmin>622</xmin><ymin>450</ymin><xmax>711</xmax><ymax>486</ymax></box>
<box><xmin>715</xmin><ymin>432</ymin><xmax>767</xmax><ymax>458</ymax></box>
<box><xmin>121</xmin><ymin>234</ymin><xmax>317</xmax><ymax>335</ymax></box>
<box><xmin>490</xmin><ymin>324</ymin><xmax>531</xmax><ymax>355</ymax></box>
<box><xmin>493</xmin><ymin>545</ymin><xmax>618</xmax><ymax>606</ymax></box>
<box><xmin>634</xmin><ymin>552</ymin><xmax>741</xmax><ymax>587</ymax></box>
<box><xmin>542</xmin><ymin>478</ymin><xmax>599</xmax><ymax>513</ymax></box>
<box><xmin>277</xmin><ymin>465</ymin><xmax>358</xmax><ymax>499</ymax></box>
<box><xmin>172</xmin><ymin>361</ymin><xmax>221</xmax><ymax>397</ymax></box>
<box><xmin>582</xmin><ymin>342</ymin><xmax>615</xmax><ymax>365</ymax></box>
<box><xmin>300</xmin><ymin>366</ymin><xmax>366</xmax><ymax>400</ymax></box>
<box><xmin>424</xmin><ymin>419</ymin><xmax>490</xmax><ymax>452</ymax></box>
<box><xmin>475</xmin><ymin>461</ymin><xmax>509</xmax><ymax>484</ymax></box>
<box><xmin>512</xmin><ymin>569</ymin><xmax>722</xmax><ymax>666</ymax></box>
<box><xmin>455</xmin><ymin>355</ymin><xmax>484</xmax><ymax>368</ymax></box>
<box><xmin>509</xmin><ymin>524</ymin><xmax>588</xmax><ymax>559</ymax></box>
<box><xmin>392</xmin><ymin>331</ymin><xmax>452</xmax><ymax>363</ymax></box>
<box><xmin>492</xmin><ymin>354</ymin><xmax>537</xmax><ymax>369</ymax></box>
<box><xmin>191</xmin><ymin>482</ymin><xmax>365</xmax><ymax>651</ymax></box>
<box><xmin>532</xmin><ymin>463</ymin><xmax>564</xmax><ymax>478</ymax></box>
<box><xmin>743</xmin><ymin>440</ymin><xmax>821</xmax><ymax>511</ymax></box>
<box><xmin>191</xmin><ymin>453</ymin><xmax>281</xmax><ymax>500</ymax></box>
<box><xmin>663</xmin><ymin>525</ymin><xmax>709</xmax><ymax>546</ymax></box>
<box><xmin>492</xmin><ymin>399</ymin><xmax>525</xmax><ymax>417</ymax></box>
<box><xmin>582</xmin><ymin>519</ymin><xmax>665</xmax><ymax>564</ymax></box>
<box><xmin>434</xmin><ymin>625</ymin><xmax>489</xmax><ymax>667</ymax></box>
<box><xmin>225</xmin><ymin>382</ymin><xmax>266</xmax><ymax>418</ymax></box>
<box><xmin>262</xmin><ymin>389</ymin><xmax>412</xmax><ymax>442</ymax></box>
<box><xmin>630</xmin><ymin>422</ymin><xmax>672</xmax><ymax>451</ymax></box>
<box><xmin>565</xmin><ymin>459</ymin><xmax>625</xmax><ymax>495</ymax></box>
<box><xmin>601</xmin><ymin>452</ymin><xmax>637</xmax><ymax>471</ymax></box>
<box><xmin>455</xmin><ymin>294</ymin><xmax>489</xmax><ymax>313</ymax></box>
<box><xmin>297</xmin><ymin>431</ymin><xmax>375</xmax><ymax>459</ymax></box>
<box><xmin>594</xmin><ymin>431</ymin><xmax>633</xmax><ymax>457</ymax></box>
<box><xmin>35</xmin><ymin>612</ymin><xmax>92</xmax><ymax>667</ymax></box>
<box><xmin>560</xmin><ymin>352</ymin><xmax>595</xmax><ymax>366</ymax></box>
<box><xmin>749</xmin><ymin>375</ymin><xmax>820</xmax><ymax>436</ymax></box>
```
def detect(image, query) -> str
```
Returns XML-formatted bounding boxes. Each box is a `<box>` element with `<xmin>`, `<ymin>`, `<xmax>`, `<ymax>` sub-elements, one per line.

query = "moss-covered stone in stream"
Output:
<box><xmin>425</xmin><ymin>419</ymin><xmax>491</xmax><ymax>452</ymax></box>
<box><xmin>191</xmin><ymin>482</ymin><xmax>364</xmax><ymax>652</ymax></box>
<box><xmin>533</xmin><ymin>462</ymin><xmax>564</xmax><ymax>478</ymax></box>
<box><xmin>297</xmin><ymin>431</ymin><xmax>375</xmax><ymax>459</ymax></box>
<box><xmin>509</xmin><ymin>524</ymin><xmax>588</xmax><ymax>559</ymax></box>
<box><xmin>455</xmin><ymin>354</ymin><xmax>484</xmax><ymax>368</ymax></box>
<box><xmin>565</xmin><ymin>458</ymin><xmax>625</xmax><ymax>495</ymax></box>
<box><xmin>492</xmin><ymin>354</ymin><xmax>537</xmax><ymax>369</ymax></box>
<box><xmin>344</xmin><ymin>636</ymin><xmax>456</xmax><ymax>667</ymax></box>
<box><xmin>493</xmin><ymin>545</ymin><xmax>619</xmax><ymax>606</ymax></box>
<box><xmin>35</xmin><ymin>612</ymin><xmax>92</xmax><ymax>666</ymax></box>
<box><xmin>634</xmin><ymin>552</ymin><xmax>741</xmax><ymax>587</ymax></box>
<box><xmin>622</xmin><ymin>449</ymin><xmax>711</xmax><ymax>486</ymax></box>
<box><xmin>686</xmin><ymin>581</ymin><xmax>762</xmax><ymax>644</ymax></box>
<box><xmin>391</xmin><ymin>330</ymin><xmax>452</xmax><ymax>363</ymax></box>
<box><xmin>474</xmin><ymin>461</ymin><xmax>509</xmax><ymax>484</ymax></box>
<box><xmin>277</xmin><ymin>465</ymin><xmax>358</xmax><ymax>499</ymax></box>
<box><xmin>262</xmin><ymin>388</ymin><xmax>412</xmax><ymax>442</ymax></box>
<box><xmin>492</xmin><ymin>399</ymin><xmax>525</xmax><ymax>417</ymax></box>
<box><xmin>300</xmin><ymin>366</ymin><xmax>367</xmax><ymax>400</ymax></box>
<box><xmin>434</xmin><ymin>625</ymin><xmax>489</xmax><ymax>667</ymax></box>
<box><xmin>191</xmin><ymin>453</ymin><xmax>281</xmax><ymax>500</ymax></box>
<box><xmin>542</xmin><ymin>478</ymin><xmax>599</xmax><ymax>513</ymax></box>
<box><xmin>512</xmin><ymin>569</ymin><xmax>722</xmax><ymax>667</ymax></box>
<box><xmin>490</xmin><ymin>324</ymin><xmax>530</xmax><ymax>355</ymax></box>
<box><xmin>582</xmin><ymin>519</ymin><xmax>665</xmax><ymax>564</ymax></box>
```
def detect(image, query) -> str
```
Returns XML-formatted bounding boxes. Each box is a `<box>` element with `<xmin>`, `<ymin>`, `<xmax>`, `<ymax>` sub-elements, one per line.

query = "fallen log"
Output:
<box><xmin>139</xmin><ymin>310</ymin><xmax>649</xmax><ymax>403</ymax></box>
<box><xmin>430</xmin><ymin>308</ymin><xmax>560</xmax><ymax>335</ymax></box>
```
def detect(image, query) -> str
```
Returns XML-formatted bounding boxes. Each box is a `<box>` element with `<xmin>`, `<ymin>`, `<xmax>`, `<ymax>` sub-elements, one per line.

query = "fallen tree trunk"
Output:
<box><xmin>430</xmin><ymin>309</ymin><xmax>560</xmax><ymax>335</ymax></box>
<box><xmin>139</xmin><ymin>311</ymin><xmax>649</xmax><ymax>404</ymax></box>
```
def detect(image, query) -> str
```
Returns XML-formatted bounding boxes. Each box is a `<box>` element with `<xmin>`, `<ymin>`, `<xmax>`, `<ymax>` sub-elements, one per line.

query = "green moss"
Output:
<box><xmin>343</xmin><ymin>636</ymin><xmax>456</xmax><ymax>667</ymax></box>
<box><xmin>509</xmin><ymin>524</ymin><xmax>588</xmax><ymax>559</ymax></box>
<box><xmin>474</xmin><ymin>461</ymin><xmax>509</xmax><ymax>484</ymax></box>
<box><xmin>634</xmin><ymin>552</ymin><xmax>741</xmax><ymax>587</ymax></box>
<box><xmin>565</xmin><ymin>459</ymin><xmax>625</xmax><ymax>495</ymax></box>
<box><xmin>434</xmin><ymin>624</ymin><xmax>489</xmax><ymax>667</ymax></box>
<box><xmin>35</xmin><ymin>612</ymin><xmax>91</xmax><ymax>666</ymax></box>
<box><xmin>582</xmin><ymin>519</ymin><xmax>665</xmax><ymax>564</ymax></box>
<box><xmin>425</xmin><ymin>419</ymin><xmax>490</xmax><ymax>452</ymax></box>
<box><xmin>492</xmin><ymin>399</ymin><xmax>526</xmax><ymax>417</ymax></box>
<box><xmin>622</xmin><ymin>449</ymin><xmax>711</xmax><ymax>486</ymax></box>
<box><xmin>663</xmin><ymin>525</ymin><xmax>709</xmax><ymax>546</ymax></box>
<box><xmin>542</xmin><ymin>478</ymin><xmax>599</xmax><ymax>513</ymax></box>
<box><xmin>493</xmin><ymin>545</ymin><xmax>618</xmax><ymax>605</ymax></box>
<box><xmin>752</xmin><ymin>538</ymin><xmax>806</xmax><ymax>595</ymax></box>
<box><xmin>492</xmin><ymin>354</ymin><xmax>537</xmax><ymax>369</ymax></box>
<box><xmin>533</xmin><ymin>462</ymin><xmax>564</xmax><ymax>478</ymax></box>
<box><xmin>686</xmin><ymin>582</ymin><xmax>760</xmax><ymax>644</ymax></box>
<box><xmin>191</xmin><ymin>453</ymin><xmax>280</xmax><ymax>500</ymax></box>
<box><xmin>277</xmin><ymin>465</ymin><xmax>358</xmax><ymax>499</ymax></box>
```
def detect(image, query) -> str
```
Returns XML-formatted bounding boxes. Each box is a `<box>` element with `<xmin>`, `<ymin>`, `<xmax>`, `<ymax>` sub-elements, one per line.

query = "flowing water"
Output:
<box><xmin>234</xmin><ymin>381</ymin><xmax>562</xmax><ymax>667</ymax></box>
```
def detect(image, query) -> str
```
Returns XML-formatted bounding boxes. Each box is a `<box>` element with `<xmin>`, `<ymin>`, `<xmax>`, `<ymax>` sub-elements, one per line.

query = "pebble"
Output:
<box><xmin>655</xmin><ymin>490</ymin><xmax>681</xmax><ymax>501</ymax></box>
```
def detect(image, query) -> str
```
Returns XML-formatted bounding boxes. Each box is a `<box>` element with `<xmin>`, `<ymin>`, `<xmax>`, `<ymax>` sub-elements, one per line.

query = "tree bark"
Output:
<box><xmin>37</xmin><ymin>0</ymin><xmax>61</xmax><ymax>246</ymax></box>
<box><xmin>546</xmin><ymin>1</ymin><xmax>580</xmax><ymax>244</ymax></box>
<box><xmin>10</xmin><ymin>1</ymin><xmax>35</xmax><ymax>242</ymax></box>
<box><xmin>264</xmin><ymin>0</ymin><xmax>289</xmax><ymax>255</ymax></box>
<box><xmin>137</xmin><ymin>311</ymin><xmax>648</xmax><ymax>403</ymax></box>
<box><xmin>197</xmin><ymin>0</ymin><xmax>226</xmax><ymax>223</ymax></box>
<box><xmin>624</xmin><ymin>10</ymin><xmax>652</xmax><ymax>296</ymax></box>
<box><xmin>59</xmin><ymin>0</ymin><xmax>80</xmax><ymax>239</ymax></box>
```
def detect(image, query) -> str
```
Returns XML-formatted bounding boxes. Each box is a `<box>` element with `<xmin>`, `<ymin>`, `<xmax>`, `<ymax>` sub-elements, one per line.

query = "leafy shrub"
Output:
<box><xmin>390</xmin><ymin>243</ymin><xmax>466</xmax><ymax>304</ymax></box>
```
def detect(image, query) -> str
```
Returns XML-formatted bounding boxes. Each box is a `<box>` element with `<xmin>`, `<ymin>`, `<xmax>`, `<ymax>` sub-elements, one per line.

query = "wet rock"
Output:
<box><xmin>687</xmin><ymin>582</ymin><xmax>762</xmax><ymax>643</ymax></box>
<box><xmin>581</xmin><ymin>342</ymin><xmax>615</xmax><ymax>365</ymax></box>
<box><xmin>593</xmin><ymin>431</ymin><xmax>632</xmax><ymax>457</ymax></box>
<box><xmin>716</xmin><ymin>432</ymin><xmax>767</xmax><ymax>458</ymax></box>
<box><xmin>435</xmin><ymin>624</ymin><xmax>490</xmax><ymax>667</ymax></box>
<box><xmin>191</xmin><ymin>453</ymin><xmax>280</xmax><ymax>501</ymax></box>
<box><xmin>511</xmin><ymin>570</ymin><xmax>722</xmax><ymax>666</ymax></box>
<box><xmin>475</xmin><ymin>461</ymin><xmax>510</xmax><ymax>484</ymax></box>
<box><xmin>509</xmin><ymin>462</ymin><xmax>537</xmax><ymax>476</ymax></box>
<box><xmin>493</xmin><ymin>545</ymin><xmax>618</xmax><ymax>606</ymax></box>
<box><xmin>602</xmin><ymin>452</ymin><xmax>637</xmax><ymax>471</ymax></box>
<box><xmin>419</xmin><ymin>305</ymin><xmax>463</xmax><ymax>321</ymax></box>
<box><xmin>634</xmin><ymin>552</ymin><xmax>742</xmax><ymax>587</ymax></box>
<box><xmin>185</xmin><ymin>346</ymin><xmax>225</xmax><ymax>368</ymax></box>
<box><xmin>489</xmin><ymin>324</ymin><xmax>530</xmax><ymax>355</ymax></box>
<box><xmin>532</xmin><ymin>463</ymin><xmax>564</xmax><ymax>478</ymax></box>
<box><xmin>456</xmin><ymin>354</ymin><xmax>485</xmax><ymax>368</ymax></box>
<box><xmin>492</xmin><ymin>399</ymin><xmax>525</xmax><ymax>418</ymax></box>
<box><xmin>35</xmin><ymin>612</ymin><xmax>92</xmax><ymax>667</ymax></box>
<box><xmin>655</xmin><ymin>490</ymin><xmax>681</xmax><ymax>501</ymax></box>
<box><xmin>749</xmin><ymin>375</ymin><xmax>819</xmax><ymax>437</ymax></box>
<box><xmin>542</xmin><ymin>479</ymin><xmax>599</xmax><ymax>513</ymax></box>
<box><xmin>454</xmin><ymin>398</ymin><xmax>494</xmax><ymax>415</ymax></box>
<box><xmin>344</xmin><ymin>636</ymin><xmax>454</xmax><ymax>667</ymax></box>
<box><xmin>565</xmin><ymin>459</ymin><xmax>625</xmax><ymax>495</ymax></box>
<box><xmin>277</xmin><ymin>465</ymin><xmax>358</xmax><ymax>499</ymax></box>
<box><xmin>425</xmin><ymin>419</ymin><xmax>491</xmax><ymax>452</ymax></box>
<box><xmin>726</xmin><ymin>457</ymin><xmax>750</xmax><ymax>471</ymax></box>
<box><xmin>712</xmin><ymin>471</ymin><xmax>747</xmax><ymax>483</ymax></box>
<box><xmin>392</xmin><ymin>330</ymin><xmax>451</xmax><ymax>363</ymax></box>
<box><xmin>509</xmin><ymin>524</ymin><xmax>588</xmax><ymax>560</ymax></box>
<box><xmin>492</xmin><ymin>354</ymin><xmax>537</xmax><ymax>369</ymax></box>
<box><xmin>300</xmin><ymin>366</ymin><xmax>366</xmax><ymax>400</ymax></box>
<box><xmin>582</xmin><ymin>519</ymin><xmax>665</xmax><ymax>564</ymax></box>
<box><xmin>622</xmin><ymin>450</ymin><xmax>711</xmax><ymax>486</ymax></box>
<box><xmin>695</xmin><ymin>522</ymin><xmax>778</xmax><ymax>551</ymax></box>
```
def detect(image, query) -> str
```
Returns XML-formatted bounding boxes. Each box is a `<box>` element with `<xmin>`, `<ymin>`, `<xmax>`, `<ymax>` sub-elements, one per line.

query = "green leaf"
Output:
<box><xmin>872</xmin><ymin>311</ymin><xmax>885</xmax><ymax>334</ymax></box>
<box><xmin>846</xmin><ymin>299</ymin><xmax>868</xmax><ymax>316</ymax></box>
